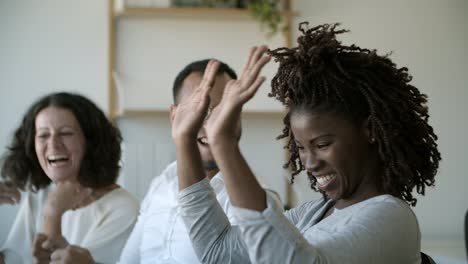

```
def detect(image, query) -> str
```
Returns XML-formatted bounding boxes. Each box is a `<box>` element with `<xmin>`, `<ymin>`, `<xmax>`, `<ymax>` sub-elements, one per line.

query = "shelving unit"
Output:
<box><xmin>108</xmin><ymin>0</ymin><xmax>296</xmax><ymax>119</ymax></box>
<box><xmin>115</xmin><ymin>6</ymin><xmax>296</xmax><ymax>19</ymax></box>
<box><xmin>108</xmin><ymin>0</ymin><xmax>297</xmax><ymax>207</ymax></box>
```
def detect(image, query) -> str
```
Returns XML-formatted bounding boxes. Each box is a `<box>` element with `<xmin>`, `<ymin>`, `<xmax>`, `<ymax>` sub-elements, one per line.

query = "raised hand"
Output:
<box><xmin>0</xmin><ymin>182</ymin><xmax>21</xmax><ymax>205</ymax></box>
<box><xmin>171</xmin><ymin>59</ymin><xmax>221</xmax><ymax>142</ymax></box>
<box><xmin>206</xmin><ymin>46</ymin><xmax>271</xmax><ymax>143</ymax></box>
<box><xmin>42</xmin><ymin>181</ymin><xmax>92</xmax><ymax>244</ymax></box>
<box><xmin>44</xmin><ymin>181</ymin><xmax>92</xmax><ymax>215</ymax></box>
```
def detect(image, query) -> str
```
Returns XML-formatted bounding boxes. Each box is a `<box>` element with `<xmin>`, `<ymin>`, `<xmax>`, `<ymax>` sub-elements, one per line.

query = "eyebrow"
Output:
<box><xmin>295</xmin><ymin>134</ymin><xmax>335</xmax><ymax>145</ymax></box>
<box><xmin>35</xmin><ymin>126</ymin><xmax>76</xmax><ymax>131</ymax></box>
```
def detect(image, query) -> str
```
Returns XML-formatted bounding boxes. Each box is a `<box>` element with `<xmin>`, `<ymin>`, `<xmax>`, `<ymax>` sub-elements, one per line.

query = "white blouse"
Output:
<box><xmin>1</xmin><ymin>185</ymin><xmax>139</xmax><ymax>264</ymax></box>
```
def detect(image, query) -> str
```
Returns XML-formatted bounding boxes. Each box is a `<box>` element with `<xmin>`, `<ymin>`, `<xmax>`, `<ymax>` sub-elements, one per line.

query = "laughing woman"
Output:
<box><xmin>0</xmin><ymin>92</ymin><xmax>139</xmax><ymax>264</ymax></box>
<box><xmin>172</xmin><ymin>23</ymin><xmax>440</xmax><ymax>263</ymax></box>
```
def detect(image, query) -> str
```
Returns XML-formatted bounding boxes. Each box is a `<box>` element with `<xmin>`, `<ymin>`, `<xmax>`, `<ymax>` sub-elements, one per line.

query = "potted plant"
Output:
<box><xmin>172</xmin><ymin>0</ymin><xmax>284</xmax><ymax>36</ymax></box>
<box><xmin>245</xmin><ymin>0</ymin><xmax>283</xmax><ymax>37</ymax></box>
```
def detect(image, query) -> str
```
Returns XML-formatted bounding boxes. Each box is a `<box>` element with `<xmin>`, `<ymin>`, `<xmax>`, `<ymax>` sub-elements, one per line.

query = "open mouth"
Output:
<box><xmin>197</xmin><ymin>137</ymin><xmax>209</xmax><ymax>146</ymax></box>
<box><xmin>315</xmin><ymin>173</ymin><xmax>337</xmax><ymax>188</ymax></box>
<box><xmin>47</xmin><ymin>154</ymin><xmax>69</xmax><ymax>166</ymax></box>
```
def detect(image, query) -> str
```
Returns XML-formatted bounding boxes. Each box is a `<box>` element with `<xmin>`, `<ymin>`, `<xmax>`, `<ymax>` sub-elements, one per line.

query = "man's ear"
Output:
<box><xmin>169</xmin><ymin>104</ymin><xmax>177</xmax><ymax>125</ymax></box>
<box><xmin>362</xmin><ymin>116</ymin><xmax>375</xmax><ymax>143</ymax></box>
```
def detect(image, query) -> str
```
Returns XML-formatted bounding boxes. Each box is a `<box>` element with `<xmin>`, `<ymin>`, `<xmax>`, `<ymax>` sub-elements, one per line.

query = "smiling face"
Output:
<box><xmin>35</xmin><ymin>106</ymin><xmax>86</xmax><ymax>183</ymax></box>
<box><xmin>290</xmin><ymin>109</ymin><xmax>380</xmax><ymax>207</ymax></box>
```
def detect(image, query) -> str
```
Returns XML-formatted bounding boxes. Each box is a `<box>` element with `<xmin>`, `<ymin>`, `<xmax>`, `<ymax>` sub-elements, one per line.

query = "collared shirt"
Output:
<box><xmin>179</xmin><ymin>178</ymin><xmax>422</xmax><ymax>264</ymax></box>
<box><xmin>119</xmin><ymin>161</ymin><xmax>236</xmax><ymax>264</ymax></box>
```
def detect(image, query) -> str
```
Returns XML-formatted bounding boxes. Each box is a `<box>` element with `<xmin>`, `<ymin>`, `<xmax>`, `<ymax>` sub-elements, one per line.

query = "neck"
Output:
<box><xmin>335</xmin><ymin>155</ymin><xmax>383</xmax><ymax>209</ymax></box>
<box><xmin>334</xmin><ymin>187</ymin><xmax>382</xmax><ymax>209</ymax></box>
<box><xmin>76</xmin><ymin>183</ymin><xmax>119</xmax><ymax>209</ymax></box>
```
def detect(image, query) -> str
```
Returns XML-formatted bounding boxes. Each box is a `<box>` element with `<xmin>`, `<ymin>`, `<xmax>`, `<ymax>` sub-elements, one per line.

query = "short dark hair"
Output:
<box><xmin>1</xmin><ymin>92</ymin><xmax>123</xmax><ymax>191</ymax></box>
<box><xmin>172</xmin><ymin>59</ymin><xmax>237</xmax><ymax>104</ymax></box>
<box><xmin>269</xmin><ymin>22</ymin><xmax>441</xmax><ymax>206</ymax></box>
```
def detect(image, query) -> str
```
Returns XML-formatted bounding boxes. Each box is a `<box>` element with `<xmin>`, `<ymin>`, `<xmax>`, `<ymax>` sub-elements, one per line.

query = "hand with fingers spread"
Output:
<box><xmin>0</xmin><ymin>182</ymin><xmax>21</xmax><ymax>205</ymax></box>
<box><xmin>197</xmin><ymin>46</ymin><xmax>271</xmax><ymax>212</ymax></box>
<box><xmin>172</xmin><ymin>59</ymin><xmax>224</xmax><ymax>190</ymax></box>
<box><xmin>171</xmin><ymin>59</ymin><xmax>221</xmax><ymax>142</ymax></box>
<box><xmin>50</xmin><ymin>245</ymin><xmax>95</xmax><ymax>264</ymax></box>
<box><xmin>206</xmin><ymin>46</ymin><xmax>271</xmax><ymax>144</ymax></box>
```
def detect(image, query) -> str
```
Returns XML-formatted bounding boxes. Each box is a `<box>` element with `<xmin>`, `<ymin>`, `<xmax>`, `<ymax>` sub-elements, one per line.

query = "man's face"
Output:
<box><xmin>171</xmin><ymin>71</ymin><xmax>237</xmax><ymax>177</ymax></box>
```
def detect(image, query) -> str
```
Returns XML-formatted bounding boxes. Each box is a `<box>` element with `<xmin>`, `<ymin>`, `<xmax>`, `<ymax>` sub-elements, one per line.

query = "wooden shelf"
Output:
<box><xmin>109</xmin><ymin>0</ymin><xmax>296</xmax><ymax>206</ymax></box>
<box><xmin>109</xmin><ymin>0</ymin><xmax>298</xmax><ymax>119</ymax></box>
<box><xmin>115</xmin><ymin>6</ymin><xmax>297</xmax><ymax>20</ymax></box>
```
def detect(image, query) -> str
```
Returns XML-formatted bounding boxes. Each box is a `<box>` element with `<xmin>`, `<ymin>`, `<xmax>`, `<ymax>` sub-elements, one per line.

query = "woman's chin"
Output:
<box><xmin>48</xmin><ymin>175</ymin><xmax>76</xmax><ymax>183</ymax></box>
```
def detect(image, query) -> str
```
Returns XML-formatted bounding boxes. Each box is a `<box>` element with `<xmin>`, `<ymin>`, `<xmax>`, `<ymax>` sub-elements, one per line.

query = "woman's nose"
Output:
<box><xmin>49</xmin><ymin>134</ymin><xmax>63</xmax><ymax>149</ymax></box>
<box><xmin>304</xmin><ymin>152</ymin><xmax>321</xmax><ymax>173</ymax></box>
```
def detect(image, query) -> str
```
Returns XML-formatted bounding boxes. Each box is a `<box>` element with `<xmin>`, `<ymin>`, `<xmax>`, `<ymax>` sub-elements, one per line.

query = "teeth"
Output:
<box><xmin>199</xmin><ymin>138</ymin><xmax>208</xmax><ymax>145</ymax></box>
<box><xmin>315</xmin><ymin>173</ymin><xmax>336</xmax><ymax>186</ymax></box>
<box><xmin>47</xmin><ymin>154</ymin><xmax>69</xmax><ymax>162</ymax></box>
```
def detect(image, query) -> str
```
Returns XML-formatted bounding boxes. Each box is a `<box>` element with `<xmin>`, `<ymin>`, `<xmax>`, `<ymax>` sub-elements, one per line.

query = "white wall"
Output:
<box><xmin>290</xmin><ymin>0</ymin><xmax>468</xmax><ymax>261</ymax></box>
<box><xmin>0</xmin><ymin>0</ymin><xmax>108</xmax><ymax>242</ymax></box>
<box><xmin>115</xmin><ymin>15</ymin><xmax>284</xmax><ymax>112</ymax></box>
<box><xmin>113</xmin><ymin>3</ymin><xmax>290</xmax><ymax>209</ymax></box>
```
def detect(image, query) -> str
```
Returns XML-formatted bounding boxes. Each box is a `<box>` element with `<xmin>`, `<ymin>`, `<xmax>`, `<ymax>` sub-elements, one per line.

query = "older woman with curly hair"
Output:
<box><xmin>171</xmin><ymin>23</ymin><xmax>440</xmax><ymax>263</ymax></box>
<box><xmin>0</xmin><ymin>92</ymin><xmax>139</xmax><ymax>264</ymax></box>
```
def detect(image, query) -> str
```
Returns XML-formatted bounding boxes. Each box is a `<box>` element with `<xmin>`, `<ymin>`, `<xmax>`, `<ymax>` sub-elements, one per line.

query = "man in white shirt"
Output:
<box><xmin>117</xmin><ymin>59</ymin><xmax>240</xmax><ymax>264</ymax></box>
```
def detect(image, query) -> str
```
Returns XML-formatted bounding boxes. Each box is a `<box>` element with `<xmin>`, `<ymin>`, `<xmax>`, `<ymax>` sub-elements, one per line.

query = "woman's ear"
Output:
<box><xmin>362</xmin><ymin>116</ymin><xmax>375</xmax><ymax>143</ymax></box>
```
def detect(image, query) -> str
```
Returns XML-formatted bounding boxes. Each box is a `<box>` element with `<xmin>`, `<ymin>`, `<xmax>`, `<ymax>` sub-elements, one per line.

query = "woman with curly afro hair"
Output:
<box><xmin>0</xmin><ymin>92</ymin><xmax>139</xmax><ymax>264</ymax></box>
<box><xmin>172</xmin><ymin>22</ymin><xmax>440</xmax><ymax>264</ymax></box>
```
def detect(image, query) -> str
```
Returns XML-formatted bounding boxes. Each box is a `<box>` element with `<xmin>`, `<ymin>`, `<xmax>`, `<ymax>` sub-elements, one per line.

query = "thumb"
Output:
<box><xmin>42</xmin><ymin>239</ymin><xmax>55</xmax><ymax>250</ymax></box>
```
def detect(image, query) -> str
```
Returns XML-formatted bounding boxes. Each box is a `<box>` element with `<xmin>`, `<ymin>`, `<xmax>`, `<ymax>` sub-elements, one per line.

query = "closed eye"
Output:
<box><xmin>36</xmin><ymin>133</ymin><xmax>49</xmax><ymax>139</ymax></box>
<box><xmin>317</xmin><ymin>142</ymin><xmax>331</xmax><ymax>149</ymax></box>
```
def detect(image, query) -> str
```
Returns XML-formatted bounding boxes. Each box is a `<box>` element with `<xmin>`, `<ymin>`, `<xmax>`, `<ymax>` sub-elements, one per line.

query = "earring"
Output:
<box><xmin>370</xmin><ymin>137</ymin><xmax>376</xmax><ymax>143</ymax></box>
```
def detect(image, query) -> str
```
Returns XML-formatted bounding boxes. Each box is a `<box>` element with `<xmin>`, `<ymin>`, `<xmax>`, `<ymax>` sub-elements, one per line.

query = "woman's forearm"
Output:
<box><xmin>211</xmin><ymin>138</ymin><xmax>266</xmax><ymax>211</ymax></box>
<box><xmin>42</xmin><ymin>207</ymin><xmax>64</xmax><ymax>241</ymax></box>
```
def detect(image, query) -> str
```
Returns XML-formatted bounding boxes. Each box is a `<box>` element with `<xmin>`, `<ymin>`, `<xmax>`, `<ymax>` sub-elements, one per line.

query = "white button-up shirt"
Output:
<box><xmin>119</xmin><ymin>161</ymin><xmax>236</xmax><ymax>264</ymax></box>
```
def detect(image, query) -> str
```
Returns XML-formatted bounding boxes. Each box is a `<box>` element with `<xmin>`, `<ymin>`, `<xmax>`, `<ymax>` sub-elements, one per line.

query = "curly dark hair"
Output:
<box><xmin>1</xmin><ymin>92</ymin><xmax>122</xmax><ymax>191</ymax></box>
<box><xmin>268</xmin><ymin>22</ymin><xmax>440</xmax><ymax>206</ymax></box>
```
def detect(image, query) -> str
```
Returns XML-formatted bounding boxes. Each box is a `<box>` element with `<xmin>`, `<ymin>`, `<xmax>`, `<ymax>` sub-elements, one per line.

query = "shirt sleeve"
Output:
<box><xmin>232</xmin><ymin>192</ymin><xmax>319</xmax><ymax>263</ymax></box>
<box><xmin>233</xmin><ymin>195</ymin><xmax>421</xmax><ymax>264</ymax></box>
<box><xmin>0</xmin><ymin>191</ymin><xmax>40</xmax><ymax>264</ymax></box>
<box><xmin>178</xmin><ymin>178</ymin><xmax>251</xmax><ymax>264</ymax></box>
